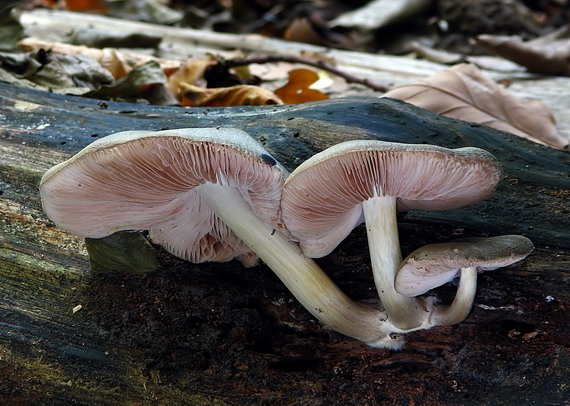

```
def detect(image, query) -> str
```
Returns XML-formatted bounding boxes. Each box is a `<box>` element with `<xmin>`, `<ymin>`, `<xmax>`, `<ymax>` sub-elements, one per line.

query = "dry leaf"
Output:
<box><xmin>18</xmin><ymin>37</ymin><xmax>181</xmax><ymax>79</ymax></box>
<box><xmin>475</xmin><ymin>34</ymin><xmax>570</xmax><ymax>77</ymax></box>
<box><xmin>98</xmin><ymin>48</ymin><xmax>132</xmax><ymax>79</ymax></box>
<box><xmin>284</xmin><ymin>18</ymin><xmax>327</xmax><ymax>46</ymax></box>
<box><xmin>90</xmin><ymin>61</ymin><xmax>178</xmax><ymax>105</ymax></box>
<box><xmin>384</xmin><ymin>63</ymin><xmax>568</xmax><ymax>150</ymax></box>
<box><xmin>0</xmin><ymin>50</ymin><xmax>113</xmax><ymax>94</ymax></box>
<box><xmin>167</xmin><ymin>58</ymin><xmax>217</xmax><ymax>100</ymax></box>
<box><xmin>179</xmin><ymin>83</ymin><xmax>283</xmax><ymax>107</ymax></box>
<box><xmin>284</xmin><ymin>12</ymin><xmax>350</xmax><ymax>48</ymax></box>
<box><xmin>274</xmin><ymin>68</ymin><xmax>329</xmax><ymax>104</ymax></box>
<box><xmin>30</xmin><ymin>52</ymin><xmax>114</xmax><ymax>91</ymax></box>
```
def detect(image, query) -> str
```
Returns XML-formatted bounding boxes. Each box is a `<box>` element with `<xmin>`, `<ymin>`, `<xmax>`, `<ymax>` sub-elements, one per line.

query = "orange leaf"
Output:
<box><xmin>274</xmin><ymin>68</ymin><xmax>329</xmax><ymax>104</ymax></box>
<box><xmin>384</xmin><ymin>64</ymin><xmax>568</xmax><ymax>150</ymax></box>
<box><xmin>64</xmin><ymin>0</ymin><xmax>107</xmax><ymax>12</ymax></box>
<box><xmin>179</xmin><ymin>83</ymin><xmax>283</xmax><ymax>107</ymax></box>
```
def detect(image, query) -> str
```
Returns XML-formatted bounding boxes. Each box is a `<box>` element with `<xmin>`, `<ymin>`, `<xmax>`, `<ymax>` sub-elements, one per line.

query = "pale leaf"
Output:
<box><xmin>179</xmin><ymin>83</ymin><xmax>283</xmax><ymax>107</ymax></box>
<box><xmin>384</xmin><ymin>63</ymin><xmax>568</xmax><ymax>150</ymax></box>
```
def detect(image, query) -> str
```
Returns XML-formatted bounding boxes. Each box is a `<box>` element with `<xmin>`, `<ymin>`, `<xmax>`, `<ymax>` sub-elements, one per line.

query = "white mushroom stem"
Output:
<box><xmin>361</xmin><ymin>194</ymin><xmax>432</xmax><ymax>330</ymax></box>
<box><xmin>196</xmin><ymin>182</ymin><xmax>401</xmax><ymax>348</ymax></box>
<box><xmin>431</xmin><ymin>267</ymin><xmax>478</xmax><ymax>326</ymax></box>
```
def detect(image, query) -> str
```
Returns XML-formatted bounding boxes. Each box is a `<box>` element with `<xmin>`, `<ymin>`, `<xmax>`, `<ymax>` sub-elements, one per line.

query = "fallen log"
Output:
<box><xmin>1</xmin><ymin>82</ymin><xmax>568</xmax><ymax>405</ymax></box>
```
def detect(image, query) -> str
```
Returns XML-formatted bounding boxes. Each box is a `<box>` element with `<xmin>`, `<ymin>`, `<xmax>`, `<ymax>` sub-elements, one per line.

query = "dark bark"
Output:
<box><xmin>0</xmin><ymin>82</ymin><xmax>568</xmax><ymax>405</ymax></box>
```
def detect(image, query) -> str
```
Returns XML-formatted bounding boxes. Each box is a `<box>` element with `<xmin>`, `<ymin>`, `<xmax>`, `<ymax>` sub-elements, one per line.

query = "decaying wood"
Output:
<box><xmin>1</xmin><ymin>83</ymin><xmax>569</xmax><ymax>405</ymax></box>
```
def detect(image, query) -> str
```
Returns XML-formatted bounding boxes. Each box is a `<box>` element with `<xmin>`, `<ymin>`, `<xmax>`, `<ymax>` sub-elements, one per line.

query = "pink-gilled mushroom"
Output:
<box><xmin>281</xmin><ymin>140</ymin><xmax>502</xmax><ymax>331</ymax></box>
<box><xmin>395</xmin><ymin>235</ymin><xmax>534</xmax><ymax>326</ymax></box>
<box><xmin>40</xmin><ymin>128</ymin><xmax>401</xmax><ymax>348</ymax></box>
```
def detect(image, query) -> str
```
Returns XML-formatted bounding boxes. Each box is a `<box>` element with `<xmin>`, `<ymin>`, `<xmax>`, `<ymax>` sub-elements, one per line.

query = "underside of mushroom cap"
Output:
<box><xmin>40</xmin><ymin>128</ymin><xmax>286</xmax><ymax>263</ymax></box>
<box><xmin>281</xmin><ymin>140</ymin><xmax>502</xmax><ymax>258</ymax></box>
<box><xmin>395</xmin><ymin>235</ymin><xmax>534</xmax><ymax>297</ymax></box>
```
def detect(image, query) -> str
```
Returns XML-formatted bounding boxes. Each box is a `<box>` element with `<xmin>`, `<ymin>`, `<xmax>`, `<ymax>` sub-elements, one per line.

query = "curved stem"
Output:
<box><xmin>362</xmin><ymin>195</ymin><xmax>431</xmax><ymax>330</ymax></box>
<box><xmin>196</xmin><ymin>182</ymin><xmax>401</xmax><ymax>347</ymax></box>
<box><xmin>431</xmin><ymin>267</ymin><xmax>477</xmax><ymax>326</ymax></box>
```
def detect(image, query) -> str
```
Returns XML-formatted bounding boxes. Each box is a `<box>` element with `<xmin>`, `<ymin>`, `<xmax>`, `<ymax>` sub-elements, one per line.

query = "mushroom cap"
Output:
<box><xmin>395</xmin><ymin>235</ymin><xmax>534</xmax><ymax>297</ymax></box>
<box><xmin>281</xmin><ymin>140</ymin><xmax>502</xmax><ymax>257</ymax></box>
<box><xmin>40</xmin><ymin>128</ymin><xmax>286</xmax><ymax>264</ymax></box>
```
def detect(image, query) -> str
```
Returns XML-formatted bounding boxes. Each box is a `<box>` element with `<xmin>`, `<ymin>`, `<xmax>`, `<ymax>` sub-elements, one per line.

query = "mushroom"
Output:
<box><xmin>281</xmin><ymin>140</ymin><xmax>502</xmax><ymax>330</ymax></box>
<box><xmin>40</xmin><ymin>128</ymin><xmax>401</xmax><ymax>347</ymax></box>
<box><xmin>395</xmin><ymin>235</ymin><xmax>534</xmax><ymax>326</ymax></box>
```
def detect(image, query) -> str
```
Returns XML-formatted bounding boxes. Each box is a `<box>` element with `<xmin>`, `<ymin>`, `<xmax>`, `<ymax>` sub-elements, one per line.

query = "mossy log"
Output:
<box><xmin>1</xmin><ymin>82</ymin><xmax>568</xmax><ymax>405</ymax></box>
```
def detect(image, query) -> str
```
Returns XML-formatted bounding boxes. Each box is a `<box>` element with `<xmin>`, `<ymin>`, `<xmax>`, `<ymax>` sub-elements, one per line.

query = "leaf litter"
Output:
<box><xmin>2</xmin><ymin>0</ymin><xmax>569</xmax><ymax>149</ymax></box>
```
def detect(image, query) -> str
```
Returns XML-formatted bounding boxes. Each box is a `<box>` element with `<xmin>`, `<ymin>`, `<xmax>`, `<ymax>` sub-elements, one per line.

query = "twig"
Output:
<box><xmin>221</xmin><ymin>54</ymin><xmax>389</xmax><ymax>92</ymax></box>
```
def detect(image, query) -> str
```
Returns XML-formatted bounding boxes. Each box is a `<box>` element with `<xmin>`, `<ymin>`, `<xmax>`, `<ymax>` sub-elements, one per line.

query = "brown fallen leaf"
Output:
<box><xmin>284</xmin><ymin>18</ymin><xmax>327</xmax><ymax>47</ymax></box>
<box><xmin>383</xmin><ymin>63</ymin><xmax>568</xmax><ymax>150</ymax></box>
<box><xmin>475</xmin><ymin>33</ymin><xmax>570</xmax><ymax>77</ymax></box>
<box><xmin>274</xmin><ymin>68</ymin><xmax>329</xmax><ymax>104</ymax></box>
<box><xmin>179</xmin><ymin>83</ymin><xmax>283</xmax><ymax>107</ymax></box>
<box><xmin>18</xmin><ymin>37</ymin><xmax>181</xmax><ymax>79</ymax></box>
<box><xmin>97</xmin><ymin>48</ymin><xmax>133</xmax><ymax>79</ymax></box>
<box><xmin>284</xmin><ymin>13</ymin><xmax>351</xmax><ymax>49</ymax></box>
<box><xmin>167</xmin><ymin>58</ymin><xmax>217</xmax><ymax>100</ymax></box>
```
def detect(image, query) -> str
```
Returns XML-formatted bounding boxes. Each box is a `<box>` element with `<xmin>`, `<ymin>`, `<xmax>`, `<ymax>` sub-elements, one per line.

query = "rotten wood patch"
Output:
<box><xmin>0</xmin><ymin>83</ymin><xmax>568</xmax><ymax>405</ymax></box>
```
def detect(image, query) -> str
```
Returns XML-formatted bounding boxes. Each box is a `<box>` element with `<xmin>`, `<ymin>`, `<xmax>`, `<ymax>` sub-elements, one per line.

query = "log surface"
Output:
<box><xmin>0</xmin><ymin>83</ymin><xmax>569</xmax><ymax>405</ymax></box>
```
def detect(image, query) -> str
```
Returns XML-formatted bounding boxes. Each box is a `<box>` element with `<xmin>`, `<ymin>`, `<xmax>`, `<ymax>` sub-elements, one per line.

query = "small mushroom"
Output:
<box><xmin>281</xmin><ymin>140</ymin><xmax>502</xmax><ymax>330</ymax></box>
<box><xmin>40</xmin><ymin>128</ymin><xmax>400</xmax><ymax>347</ymax></box>
<box><xmin>395</xmin><ymin>235</ymin><xmax>534</xmax><ymax>326</ymax></box>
